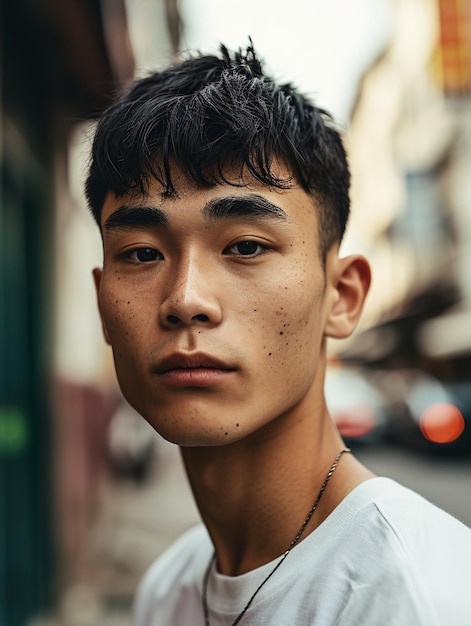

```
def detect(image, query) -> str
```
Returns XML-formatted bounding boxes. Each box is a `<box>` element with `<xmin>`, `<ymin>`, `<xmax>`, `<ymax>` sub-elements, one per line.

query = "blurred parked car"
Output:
<box><xmin>325</xmin><ymin>365</ymin><xmax>388</xmax><ymax>445</ymax></box>
<box><xmin>107</xmin><ymin>401</ymin><xmax>157</xmax><ymax>482</ymax></box>
<box><xmin>375</xmin><ymin>369</ymin><xmax>471</xmax><ymax>454</ymax></box>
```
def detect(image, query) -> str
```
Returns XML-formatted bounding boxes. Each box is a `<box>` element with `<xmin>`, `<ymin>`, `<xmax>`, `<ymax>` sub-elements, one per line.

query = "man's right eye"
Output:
<box><xmin>127</xmin><ymin>248</ymin><xmax>161</xmax><ymax>263</ymax></box>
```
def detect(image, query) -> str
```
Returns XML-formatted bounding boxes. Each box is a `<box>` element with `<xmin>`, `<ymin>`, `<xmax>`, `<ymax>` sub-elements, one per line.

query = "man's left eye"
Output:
<box><xmin>127</xmin><ymin>248</ymin><xmax>161</xmax><ymax>262</ymax></box>
<box><xmin>225</xmin><ymin>241</ymin><xmax>266</xmax><ymax>256</ymax></box>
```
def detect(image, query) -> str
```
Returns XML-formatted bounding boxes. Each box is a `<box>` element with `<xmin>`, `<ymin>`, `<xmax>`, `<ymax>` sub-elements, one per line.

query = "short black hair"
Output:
<box><xmin>85</xmin><ymin>43</ymin><xmax>350</xmax><ymax>258</ymax></box>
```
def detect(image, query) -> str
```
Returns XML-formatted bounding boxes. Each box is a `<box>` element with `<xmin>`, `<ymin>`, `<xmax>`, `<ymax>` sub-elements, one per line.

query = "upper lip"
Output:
<box><xmin>154</xmin><ymin>353</ymin><xmax>236</xmax><ymax>374</ymax></box>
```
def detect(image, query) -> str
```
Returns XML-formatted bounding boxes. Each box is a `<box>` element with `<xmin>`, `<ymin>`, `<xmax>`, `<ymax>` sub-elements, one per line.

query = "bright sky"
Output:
<box><xmin>180</xmin><ymin>0</ymin><xmax>393</xmax><ymax>125</ymax></box>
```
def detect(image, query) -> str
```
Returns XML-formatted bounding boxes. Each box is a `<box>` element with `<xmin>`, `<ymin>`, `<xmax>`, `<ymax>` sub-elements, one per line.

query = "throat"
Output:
<box><xmin>201</xmin><ymin>448</ymin><xmax>353</xmax><ymax>626</ymax></box>
<box><xmin>184</xmin><ymin>445</ymin><xmax>353</xmax><ymax>576</ymax></box>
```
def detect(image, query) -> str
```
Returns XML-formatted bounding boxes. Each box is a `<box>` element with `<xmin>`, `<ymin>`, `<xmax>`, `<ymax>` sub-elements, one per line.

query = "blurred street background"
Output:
<box><xmin>1</xmin><ymin>0</ymin><xmax>471</xmax><ymax>624</ymax></box>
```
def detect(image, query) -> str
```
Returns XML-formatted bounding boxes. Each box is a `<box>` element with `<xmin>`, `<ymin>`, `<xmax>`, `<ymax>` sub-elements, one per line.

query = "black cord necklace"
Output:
<box><xmin>202</xmin><ymin>447</ymin><xmax>351</xmax><ymax>626</ymax></box>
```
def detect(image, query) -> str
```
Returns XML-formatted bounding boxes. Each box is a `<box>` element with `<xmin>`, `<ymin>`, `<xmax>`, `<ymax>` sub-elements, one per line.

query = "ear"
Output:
<box><xmin>92</xmin><ymin>268</ymin><xmax>111</xmax><ymax>345</ymax></box>
<box><xmin>324</xmin><ymin>254</ymin><xmax>371</xmax><ymax>340</ymax></box>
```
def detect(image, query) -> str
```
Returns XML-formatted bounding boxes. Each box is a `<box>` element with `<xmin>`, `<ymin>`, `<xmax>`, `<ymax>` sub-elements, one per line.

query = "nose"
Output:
<box><xmin>159</xmin><ymin>255</ymin><xmax>223</xmax><ymax>329</ymax></box>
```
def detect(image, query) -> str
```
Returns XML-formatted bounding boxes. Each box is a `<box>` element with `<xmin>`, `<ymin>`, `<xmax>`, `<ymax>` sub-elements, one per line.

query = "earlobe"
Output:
<box><xmin>92</xmin><ymin>268</ymin><xmax>111</xmax><ymax>345</ymax></box>
<box><xmin>324</xmin><ymin>255</ymin><xmax>371</xmax><ymax>340</ymax></box>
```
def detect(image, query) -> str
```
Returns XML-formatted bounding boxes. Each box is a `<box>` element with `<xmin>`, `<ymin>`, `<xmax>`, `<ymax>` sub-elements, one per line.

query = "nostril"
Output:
<box><xmin>192</xmin><ymin>314</ymin><xmax>209</xmax><ymax>322</ymax></box>
<box><xmin>167</xmin><ymin>315</ymin><xmax>180</xmax><ymax>325</ymax></box>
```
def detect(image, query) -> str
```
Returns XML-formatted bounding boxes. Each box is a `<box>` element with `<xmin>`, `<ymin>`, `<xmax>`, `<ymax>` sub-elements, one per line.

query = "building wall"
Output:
<box><xmin>0</xmin><ymin>2</ymin><xmax>134</xmax><ymax>623</ymax></box>
<box><xmin>343</xmin><ymin>0</ymin><xmax>471</xmax><ymax>368</ymax></box>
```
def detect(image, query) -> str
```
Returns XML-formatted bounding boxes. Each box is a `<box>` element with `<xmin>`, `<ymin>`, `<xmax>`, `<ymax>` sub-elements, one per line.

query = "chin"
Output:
<box><xmin>156</xmin><ymin>426</ymin><xmax>246</xmax><ymax>448</ymax></box>
<box><xmin>135</xmin><ymin>407</ymin><xmax>243</xmax><ymax>448</ymax></box>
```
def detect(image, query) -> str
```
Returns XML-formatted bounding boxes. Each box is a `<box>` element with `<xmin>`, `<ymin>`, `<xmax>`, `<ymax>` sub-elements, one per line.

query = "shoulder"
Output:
<box><xmin>353</xmin><ymin>476</ymin><xmax>471</xmax><ymax>540</ymax></box>
<box><xmin>324</xmin><ymin>477</ymin><xmax>471</xmax><ymax>624</ymax></box>
<box><xmin>133</xmin><ymin>524</ymin><xmax>211</xmax><ymax>626</ymax></box>
<box><xmin>336</xmin><ymin>477</ymin><xmax>471</xmax><ymax>557</ymax></box>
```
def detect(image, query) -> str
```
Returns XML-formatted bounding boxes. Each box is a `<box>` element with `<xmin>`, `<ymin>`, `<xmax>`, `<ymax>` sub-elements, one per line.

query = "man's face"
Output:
<box><xmin>95</xmin><ymin>170</ymin><xmax>341</xmax><ymax>446</ymax></box>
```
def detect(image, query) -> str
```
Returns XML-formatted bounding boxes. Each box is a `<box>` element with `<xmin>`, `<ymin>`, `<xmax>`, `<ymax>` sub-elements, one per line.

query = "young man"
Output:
<box><xmin>86</xmin><ymin>44</ymin><xmax>471</xmax><ymax>625</ymax></box>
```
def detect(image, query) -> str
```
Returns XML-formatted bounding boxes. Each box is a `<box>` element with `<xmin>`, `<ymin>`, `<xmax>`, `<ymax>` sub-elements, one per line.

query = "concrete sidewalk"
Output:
<box><xmin>51</xmin><ymin>438</ymin><xmax>200</xmax><ymax>626</ymax></box>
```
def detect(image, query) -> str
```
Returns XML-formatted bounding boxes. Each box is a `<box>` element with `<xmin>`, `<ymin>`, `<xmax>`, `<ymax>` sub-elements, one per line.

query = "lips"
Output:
<box><xmin>154</xmin><ymin>353</ymin><xmax>236</xmax><ymax>375</ymax></box>
<box><xmin>153</xmin><ymin>353</ymin><xmax>236</xmax><ymax>387</ymax></box>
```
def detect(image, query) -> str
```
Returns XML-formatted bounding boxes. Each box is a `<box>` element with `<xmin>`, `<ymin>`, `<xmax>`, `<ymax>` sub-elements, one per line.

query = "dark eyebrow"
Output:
<box><xmin>103</xmin><ymin>195</ymin><xmax>289</xmax><ymax>232</ymax></box>
<box><xmin>103</xmin><ymin>205</ymin><xmax>169</xmax><ymax>231</ymax></box>
<box><xmin>203</xmin><ymin>194</ymin><xmax>290</xmax><ymax>223</ymax></box>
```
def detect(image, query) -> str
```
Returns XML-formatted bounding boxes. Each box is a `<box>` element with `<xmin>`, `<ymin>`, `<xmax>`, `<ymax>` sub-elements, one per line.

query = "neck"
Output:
<box><xmin>180</xmin><ymin>401</ymin><xmax>373</xmax><ymax>576</ymax></box>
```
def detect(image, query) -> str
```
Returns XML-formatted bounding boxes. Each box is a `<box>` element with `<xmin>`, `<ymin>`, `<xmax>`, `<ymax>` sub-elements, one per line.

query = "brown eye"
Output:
<box><xmin>236</xmin><ymin>241</ymin><xmax>259</xmax><ymax>255</ymax></box>
<box><xmin>224</xmin><ymin>241</ymin><xmax>267</xmax><ymax>257</ymax></box>
<box><xmin>128</xmin><ymin>248</ymin><xmax>160</xmax><ymax>262</ymax></box>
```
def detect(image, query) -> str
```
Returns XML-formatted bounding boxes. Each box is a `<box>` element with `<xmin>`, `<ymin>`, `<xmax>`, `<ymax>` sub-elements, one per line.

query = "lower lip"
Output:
<box><xmin>158</xmin><ymin>368</ymin><xmax>234</xmax><ymax>387</ymax></box>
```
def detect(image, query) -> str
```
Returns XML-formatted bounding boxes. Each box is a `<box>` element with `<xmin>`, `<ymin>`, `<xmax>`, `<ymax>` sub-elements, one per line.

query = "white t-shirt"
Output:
<box><xmin>134</xmin><ymin>477</ymin><xmax>471</xmax><ymax>625</ymax></box>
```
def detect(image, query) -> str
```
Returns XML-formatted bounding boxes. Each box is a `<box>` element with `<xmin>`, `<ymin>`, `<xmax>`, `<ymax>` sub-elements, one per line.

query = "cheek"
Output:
<box><xmin>99</xmin><ymin>278</ymin><xmax>151</xmax><ymax>350</ymax></box>
<box><xmin>248</xmin><ymin>269</ymin><xmax>325</xmax><ymax>375</ymax></box>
